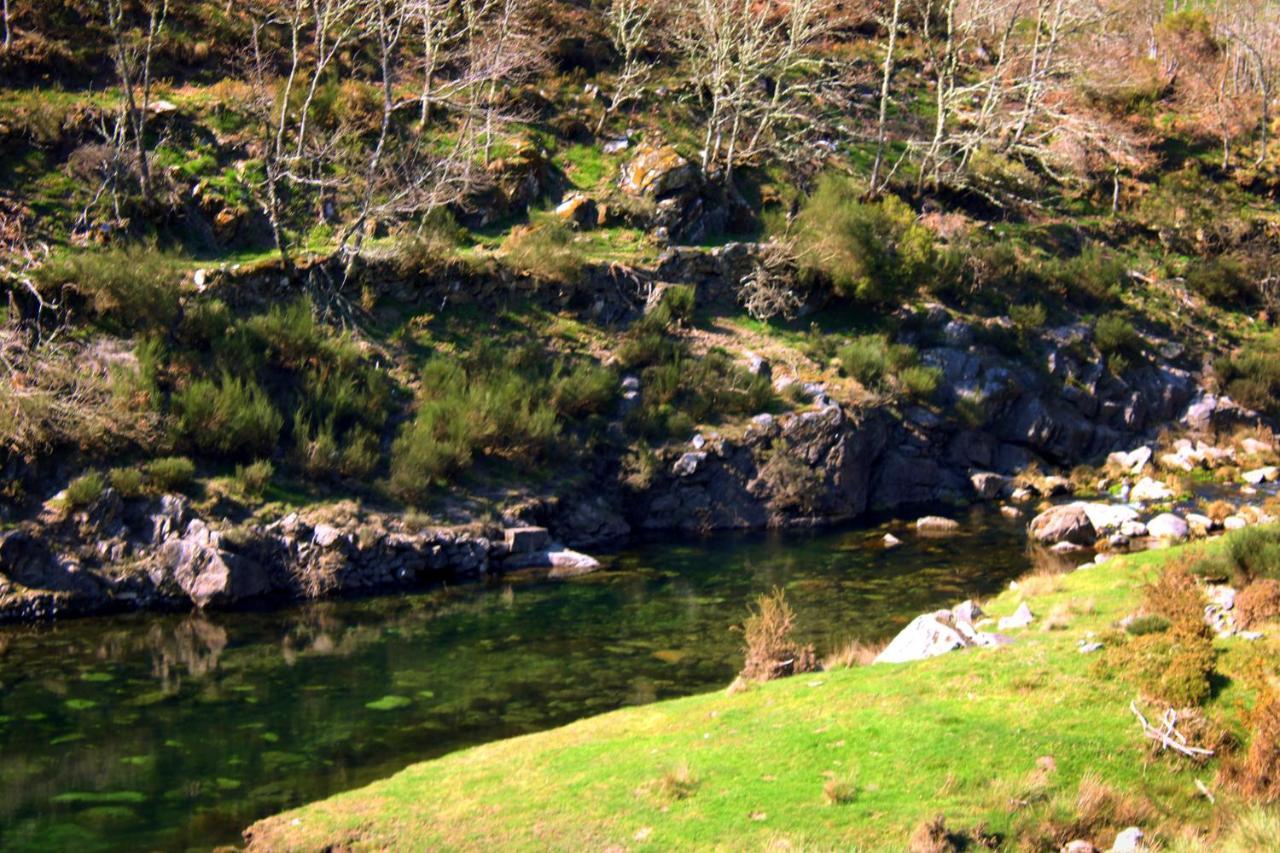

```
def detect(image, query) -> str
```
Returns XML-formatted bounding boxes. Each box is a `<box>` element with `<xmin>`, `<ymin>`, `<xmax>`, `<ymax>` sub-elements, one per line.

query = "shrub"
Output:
<box><xmin>1143</xmin><ymin>563</ymin><xmax>1209</xmax><ymax>632</ymax></box>
<box><xmin>502</xmin><ymin>220</ymin><xmax>585</xmax><ymax>282</ymax></box>
<box><xmin>1237</xmin><ymin>580</ymin><xmax>1280</xmax><ymax>629</ymax></box>
<box><xmin>838</xmin><ymin>334</ymin><xmax>936</xmax><ymax>399</ymax></box>
<box><xmin>1042</xmin><ymin>245</ymin><xmax>1124</xmax><ymax>308</ymax></box>
<box><xmin>1228</xmin><ymin>685</ymin><xmax>1280</xmax><ymax>802</ymax></box>
<box><xmin>1094</xmin><ymin>315</ymin><xmax>1143</xmax><ymax>372</ymax></box>
<box><xmin>1186</xmin><ymin>255</ymin><xmax>1250</xmax><ymax>305</ymax></box>
<box><xmin>395</xmin><ymin>208</ymin><xmax>466</xmax><ymax>273</ymax></box>
<box><xmin>1215</xmin><ymin>335</ymin><xmax>1280</xmax><ymax>417</ymax></box>
<box><xmin>739</xmin><ymin>587</ymin><xmax>817</xmax><ymax>682</ymax></box>
<box><xmin>792</xmin><ymin>175</ymin><xmax>934</xmax><ymax>305</ymax></box>
<box><xmin>146</xmin><ymin>456</ymin><xmax>196</xmax><ymax>492</ymax></box>
<box><xmin>234</xmin><ymin>460</ymin><xmax>275</xmax><ymax>499</ymax></box>
<box><xmin>174</xmin><ymin>374</ymin><xmax>283</xmax><ymax>460</ymax></box>
<box><xmin>65</xmin><ymin>471</ymin><xmax>105</xmax><ymax>508</ymax></box>
<box><xmin>552</xmin><ymin>361</ymin><xmax>617</xmax><ymax>418</ymax></box>
<box><xmin>659</xmin><ymin>285</ymin><xmax>696</xmax><ymax>326</ymax></box>
<box><xmin>1124</xmin><ymin>614</ymin><xmax>1171</xmax><ymax>636</ymax></box>
<box><xmin>107</xmin><ymin>466</ymin><xmax>145</xmax><ymax>498</ymax></box>
<box><xmin>35</xmin><ymin>245</ymin><xmax>182</xmax><ymax>333</ymax></box>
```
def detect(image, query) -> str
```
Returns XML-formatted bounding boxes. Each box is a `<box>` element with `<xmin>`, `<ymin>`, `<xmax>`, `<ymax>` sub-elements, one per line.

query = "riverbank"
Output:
<box><xmin>244</xmin><ymin>536</ymin><xmax>1280</xmax><ymax>851</ymax></box>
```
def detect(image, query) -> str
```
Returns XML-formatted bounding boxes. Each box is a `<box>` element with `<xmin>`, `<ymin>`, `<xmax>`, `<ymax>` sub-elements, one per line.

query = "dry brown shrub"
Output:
<box><xmin>1143</xmin><ymin>562</ymin><xmax>1209</xmax><ymax>633</ymax></box>
<box><xmin>907</xmin><ymin>815</ymin><xmax>999</xmax><ymax>852</ymax></box>
<box><xmin>1236</xmin><ymin>580</ymin><xmax>1280</xmax><ymax>629</ymax></box>
<box><xmin>1223</xmin><ymin>685</ymin><xmax>1280</xmax><ymax>802</ymax></box>
<box><xmin>1205</xmin><ymin>500</ymin><xmax>1236</xmax><ymax>523</ymax></box>
<box><xmin>640</xmin><ymin>761</ymin><xmax>698</xmax><ymax>803</ymax></box>
<box><xmin>739</xmin><ymin>587</ymin><xmax>817</xmax><ymax>682</ymax></box>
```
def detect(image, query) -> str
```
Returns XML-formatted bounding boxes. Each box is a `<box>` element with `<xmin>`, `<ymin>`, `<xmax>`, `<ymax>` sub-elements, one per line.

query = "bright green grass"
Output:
<box><xmin>246</xmin><ymin>543</ymin><xmax>1272</xmax><ymax>850</ymax></box>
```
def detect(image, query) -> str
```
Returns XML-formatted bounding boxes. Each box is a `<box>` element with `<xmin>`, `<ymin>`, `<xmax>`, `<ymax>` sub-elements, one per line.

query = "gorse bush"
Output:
<box><xmin>36</xmin><ymin>245</ymin><xmax>183</xmax><ymax>333</ymax></box>
<box><xmin>1215</xmin><ymin>334</ymin><xmax>1280</xmax><ymax>417</ymax></box>
<box><xmin>107</xmin><ymin>466</ymin><xmax>145</xmax><ymax>498</ymax></box>
<box><xmin>146</xmin><ymin>456</ymin><xmax>196</xmax><ymax>492</ymax></box>
<box><xmin>65</xmin><ymin>471</ymin><xmax>105</xmax><ymax>508</ymax></box>
<box><xmin>792</xmin><ymin>175</ymin><xmax>934</xmax><ymax>305</ymax></box>
<box><xmin>502</xmin><ymin>219</ymin><xmax>586</xmax><ymax>282</ymax></box>
<box><xmin>174</xmin><ymin>373</ymin><xmax>283</xmax><ymax>460</ymax></box>
<box><xmin>389</xmin><ymin>347</ymin><xmax>614</xmax><ymax>504</ymax></box>
<box><xmin>837</xmin><ymin>335</ymin><xmax>940</xmax><ymax>401</ymax></box>
<box><xmin>1186</xmin><ymin>254</ymin><xmax>1250</xmax><ymax>305</ymax></box>
<box><xmin>234</xmin><ymin>460</ymin><xmax>275</xmax><ymax>499</ymax></box>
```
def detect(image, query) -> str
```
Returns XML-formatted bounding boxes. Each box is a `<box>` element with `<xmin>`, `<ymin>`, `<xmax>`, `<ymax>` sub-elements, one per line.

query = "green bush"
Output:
<box><xmin>174</xmin><ymin>374</ymin><xmax>283</xmax><ymax>460</ymax></box>
<box><xmin>65</xmin><ymin>471</ymin><xmax>105</xmax><ymax>508</ymax></box>
<box><xmin>107</xmin><ymin>466</ymin><xmax>145</xmax><ymax>498</ymax></box>
<box><xmin>234</xmin><ymin>460</ymin><xmax>275</xmax><ymax>499</ymax></box>
<box><xmin>1095</xmin><ymin>315</ymin><xmax>1142</xmax><ymax>374</ymax></box>
<box><xmin>1215</xmin><ymin>335</ymin><xmax>1280</xmax><ymax>417</ymax></box>
<box><xmin>552</xmin><ymin>362</ymin><xmax>617</xmax><ymax>418</ymax></box>
<box><xmin>35</xmin><ymin>245</ymin><xmax>183</xmax><ymax>333</ymax></box>
<box><xmin>502</xmin><ymin>220</ymin><xmax>586</xmax><ymax>282</ymax></box>
<box><xmin>1042</xmin><ymin>245</ymin><xmax>1124</xmax><ymax>308</ymax></box>
<box><xmin>1186</xmin><ymin>255</ymin><xmax>1250</xmax><ymax>305</ymax></box>
<box><xmin>395</xmin><ymin>209</ymin><xmax>467</xmax><ymax>274</ymax></box>
<box><xmin>792</xmin><ymin>176</ymin><xmax>934</xmax><ymax>305</ymax></box>
<box><xmin>1124</xmin><ymin>615</ymin><xmax>1171</xmax><ymax>636</ymax></box>
<box><xmin>837</xmin><ymin>334</ymin><xmax>936</xmax><ymax>400</ymax></box>
<box><xmin>146</xmin><ymin>456</ymin><xmax>197</xmax><ymax>492</ymax></box>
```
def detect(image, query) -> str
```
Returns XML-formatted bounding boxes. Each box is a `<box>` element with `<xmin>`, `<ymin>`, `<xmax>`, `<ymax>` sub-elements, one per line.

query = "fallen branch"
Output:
<box><xmin>1130</xmin><ymin>701</ymin><xmax>1215</xmax><ymax>759</ymax></box>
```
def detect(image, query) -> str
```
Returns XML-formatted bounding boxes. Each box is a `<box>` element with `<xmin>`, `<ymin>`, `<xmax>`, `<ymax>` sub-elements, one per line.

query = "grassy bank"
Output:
<box><xmin>245</xmin><ymin>540</ymin><xmax>1279</xmax><ymax>850</ymax></box>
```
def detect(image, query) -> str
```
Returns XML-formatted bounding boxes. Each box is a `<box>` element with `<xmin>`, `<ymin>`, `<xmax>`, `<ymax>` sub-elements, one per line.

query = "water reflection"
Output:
<box><xmin>0</xmin><ymin>510</ymin><xmax>1033</xmax><ymax>851</ymax></box>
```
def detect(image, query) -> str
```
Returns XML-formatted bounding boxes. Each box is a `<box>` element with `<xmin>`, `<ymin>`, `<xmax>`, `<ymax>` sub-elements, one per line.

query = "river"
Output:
<box><xmin>0</xmin><ymin>506</ymin><xmax>1038</xmax><ymax>850</ymax></box>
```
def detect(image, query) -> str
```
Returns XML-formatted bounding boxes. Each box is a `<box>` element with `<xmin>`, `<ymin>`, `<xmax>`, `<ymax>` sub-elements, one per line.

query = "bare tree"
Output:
<box><xmin>869</xmin><ymin>0</ymin><xmax>904</xmax><ymax>195</ymax></box>
<box><xmin>674</xmin><ymin>0</ymin><xmax>832</xmax><ymax>183</ymax></box>
<box><xmin>597</xmin><ymin>0</ymin><xmax>654</xmax><ymax>133</ymax></box>
<box><xmin>102</xmin><ymin>0</ymin><xmax>170</xmax><ymax>205</ymax></box>
<box><xmin>3</xmin><ymin>0</ymin><xmax>12</xmax><ymax>53</ymax></box>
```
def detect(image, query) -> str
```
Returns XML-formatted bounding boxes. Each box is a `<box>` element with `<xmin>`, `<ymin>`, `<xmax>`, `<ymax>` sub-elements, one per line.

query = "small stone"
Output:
<box><xmin>672</xmin><ymin>452</ymin><xmax>706</xmax><ymax>477</ymax></box>
<box><xmin>915</xmin><ymin>516</ymin><xmax>960</xmax><ymax>534</ymax></box>
<box><xmin>883</xmin><ymin>533</ymin><xmax>902</xmax><ymax>548</ymax></box>
<box><xmin>312</xmin><ymin>524</ymin><xmax>341</xmax><ymax>548</ymax></box>
<box><xmin>1131</xmin><ymin>476</ymin><xmax>1174</xmax><ymax>503</ymax></box>
<box><xmin>1119</xmin><ymin>520</ymin><xmax>1148</xmax><ymax>538</ymax></box>
<box><xmin>998</xmin><ymin>603</ymin><xmax>1034</xmax><ymax>631</ymax></box>
<box><xmin>1000</xmin><ymin>505</ymin><xmax>1022</xmax><ymax>519</ymax></box>
<box><xmin>1078</xmin><ymin>641</ymin><xmax>1104</xmax><ymax>654</ymax></box>
<box><xmin>1109</xmin><ymin>827</ymin><xmax>1144</xmax><ymax>853</ymax></box>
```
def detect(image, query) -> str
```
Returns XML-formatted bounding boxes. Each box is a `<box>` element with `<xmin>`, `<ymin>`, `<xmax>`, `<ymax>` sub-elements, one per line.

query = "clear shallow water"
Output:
<box><xmin>0</xmin><ymin>507</ymin><xmax>1034</xmax><ymax>851</ymax></box>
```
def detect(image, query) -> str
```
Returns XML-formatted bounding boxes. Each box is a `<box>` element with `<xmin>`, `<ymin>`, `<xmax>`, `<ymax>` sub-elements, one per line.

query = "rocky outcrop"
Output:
<box><xmin>875</xmin><ymin>600</ymin><xmax>1010</xmax><ymax>664</ymax></box>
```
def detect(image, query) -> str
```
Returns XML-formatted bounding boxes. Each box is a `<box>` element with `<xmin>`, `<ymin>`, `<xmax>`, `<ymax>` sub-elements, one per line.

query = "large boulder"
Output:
<box><xmin>874</xmin><ymin>613</ymin><xmax>967</xmax><ymax>664</ymax></box>
<box><xmin>1078</xmin><ymin>502</ymin><xmax>1140</xmax><ymax>532</ymax></box>
<box><xmin>1028</xmin><ymin>505</ymin><xmax>1096</xmax><ymax>546</ymax></box>
<box><xmin>154</xmin><ymin>520</ymin><xmax>275</xmax><ymax>608</ymax></box>
<box><xmin>1130</xmin><ymin>476</ymin><xmax>1174</xmax><ymax>503</ymax></box>
<box><xmin>1147</xmin><ymin>513</ymin><xmax>1189</xmax><ymax>541</ymax></box>
<box><xmin>620</xmin><ymin>144</ymin><xmax>698</xmax><ymax>197</ymax></box>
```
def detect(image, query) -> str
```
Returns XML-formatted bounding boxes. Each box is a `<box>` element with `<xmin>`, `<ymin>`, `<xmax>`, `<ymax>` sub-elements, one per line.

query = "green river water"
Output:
<box><xmin>0</xmin><ymin>507</ymin><xmax>1039</xmax><ymax>851</ymax></box>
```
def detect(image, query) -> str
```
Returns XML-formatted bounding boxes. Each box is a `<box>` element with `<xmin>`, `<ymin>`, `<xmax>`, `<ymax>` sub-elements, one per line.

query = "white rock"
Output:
<box><xmin>998</xmin><ymin>602</ymin><xmax>1034</xmax><ymax>631</ymax></box>
<box><xmin>916</xmin><ymin>516</ymin><xmax>960</xmax><ymax>533</ymax></box>
<box><xmin>546</xmin><ymin>549</ymin><xmax>601</xmax><ymax>578</ymax></box>
<box><xmin>1110</xmin><ymin>826</ymin><xmax>1144</xmax><ymax>853</ymax></box>
<box><xmin>883</xmin><ymin>533</ymin><xmax>902</xmax><ymax>548</ymax></box>
<box><xmin>1079</xmin><ymin>641</ymin><xmax>1104</xmax><ymax>654</ymax></box>
<box><xmin>1224</xmin><ymin>515</ymin><xmax>1248</xmax><ymax>531</ymax></box>
<box><xmin>1185</xmin><ymin>513</ymin><xmax>1214</xmax><ymax>534</ymax></box>
<box><xmin>1159</xmin><ymin>452</ymin><xmax>1195</xmax><ymax>473</ymax></box>
<box><xmin>952</xmin><ymin>600</ymin><xmax>983</xmax><ymax>625</ymax></box>
<box><xmin>1119</xmin><ymin>520</ymin><xmax>1148</xmax><ymax>538</ymax></box>
<box><xmin>1243</xmin><ymin>466</ymin><xmax>1278</xmax><ymax>485</ymax></box>
<box><xmin>1241</xmin><ymin>437</ymin><xmax>1273</xmax><ymax>456</ymax></box>
<box><xmin>1147</xmin><ymin>513</ymin><xmax>1189</xmax><ymax>541</ymax></box>
<box><xmin>1107</xmin><ymin>446</ymin><xmax>1152</xmax><ymax>473</ymax></box>
<box><xmin>312</xmin><ymin>524</ymin><xmax>342</xmax><ymax>548</ymax></box>
<box><xmin>1000</xmin><ymin>505</ymin><xmax>1022</xmax><ymax>519</ymax></box>
<box><xmin>1078</xmin><ymin>502</ymin><xmax>1140</xmax><ymax>532</ymax></box>
<box><xmin>1131</xmin><ymin>476</ymin><xmax>1174</xmax><ymax>503</ymax></box>
<box><xmin>874</xmin><ymin>614</ymin><xmax>968</xmax><ymax>664</ymax></box>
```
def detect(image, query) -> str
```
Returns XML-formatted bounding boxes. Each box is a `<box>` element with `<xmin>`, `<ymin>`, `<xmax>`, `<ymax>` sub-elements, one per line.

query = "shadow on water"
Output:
<box><xmin>0</xmin><ymin>505</ymin><xmax>1033</xmax><ymax>851</ymax></box>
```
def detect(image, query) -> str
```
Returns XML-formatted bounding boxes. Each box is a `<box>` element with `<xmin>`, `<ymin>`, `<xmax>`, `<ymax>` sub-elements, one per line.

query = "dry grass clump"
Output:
<box><xmin>1042</xmin><ymin>598</ymin><xmax>1096</xmax><ymax>632</ymax></box>
<box><xmin>907</xmin><ymin>814</ymin><xmax>998</xmax><ymax>852</ymax></box>
<box><xmin>1012</xmin><ymin>772</ymin><xmax>1155</xmax><ymax>851</ymax></box>
<box><xmin>739</xmin><ymin>587</ymin><xmax>817</xmax><ymax>682</ymax></box>
<box><xmin>641</xmin><ymin>762</ymin><xmax>698</xmax><ymax>803</ymax></box>
<box><xmin>821</xmin><ymin>774</ymin><xmax>857</xmax><ymax>806</ymax></box>
<box><xmin>1205</xmin><ymin>500</ymin><xmax>1236</xmax><ymax>524</ymax></box>
<box><xmin>822</xmin><ymin>638</ymin><xmax>883</xmax><ymax>670</ymax></box>
<box><xmin>1235</xmin><ymin>579</ymin><xmax>1280</xmax><ymax>629</ymax></box>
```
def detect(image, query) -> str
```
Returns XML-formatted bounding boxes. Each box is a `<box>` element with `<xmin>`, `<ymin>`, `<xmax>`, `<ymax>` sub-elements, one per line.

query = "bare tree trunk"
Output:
<box><xmin>870</xmin><ymin>0</ymin><xmax>903</xmax><ymax>196</ymax></box>
<box><xmin>3</xmin><ymin>0</ymin><xmax>12</xmax><ymax>53</ymax></box>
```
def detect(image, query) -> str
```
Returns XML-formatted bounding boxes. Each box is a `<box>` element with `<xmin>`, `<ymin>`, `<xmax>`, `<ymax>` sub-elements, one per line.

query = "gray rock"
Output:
<box><xmin>970</xmin><ymin>471</ymin><xmax>1009</xmax><ymax>500</ymax></box>
<box><xmin>1029</xmin><ymin>505</ymin><xmax>1096</xmax><ymax>546</ymax></box>
<box><xmin>998</xmin><ymin>602</ymin><xmax>1034</xmax><ymax>630</ymax></box>
<box><xmin>1109</xmin><ymin>827</ymin><xmax>1145</xmax><ymax>853</ymax></box>
<box><xmin>672</xmin><ymin>452</ymin><xmax>706</xmax><ymax>477</ymax></box>
<box><xmin>916</xmin><ymin>516</ymin><xmax>960</xmax><ymax>534</ymax></box>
